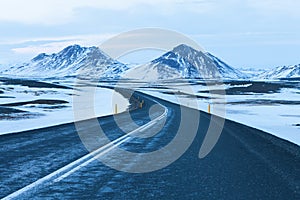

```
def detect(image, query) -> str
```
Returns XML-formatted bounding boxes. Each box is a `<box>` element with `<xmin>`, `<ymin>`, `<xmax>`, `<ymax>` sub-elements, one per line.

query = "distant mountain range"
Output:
<box><xmin>0</xmin><ymin>44</ymin><xmax>299</xmax><ymax>80</ymax></box>
<box><xmin>258</xmin><ymin>64</ymin><xmax>300</xmax><ymax>79</ymax></box>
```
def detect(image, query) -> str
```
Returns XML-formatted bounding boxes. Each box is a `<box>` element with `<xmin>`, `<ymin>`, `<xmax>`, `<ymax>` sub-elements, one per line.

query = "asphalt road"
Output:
<box><xmin>0</xmin><ymin>90</ymin><xmax>299</xmax><ymax>199</ymax></box>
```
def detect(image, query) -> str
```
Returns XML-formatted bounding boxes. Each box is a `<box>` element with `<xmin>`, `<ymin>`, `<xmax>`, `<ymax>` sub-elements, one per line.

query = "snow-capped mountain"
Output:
<box><xmin>1</xmin><ymin>44</ymin><xmax>249</xmax><ymax>80</ymax></box>
<box><xmin>124</xmin><ymin>44</ymin><xmax>247</xmax><ymax>80</ymax></box>
<box><xmin>258</xmin><ymin>64</ymin><xmax>300</xmax><ymax>79</ymax></box>
<box><xmin>1</xmin><ymin>45</ymin><xmax>128</xmax><ymax>78</ymax></box>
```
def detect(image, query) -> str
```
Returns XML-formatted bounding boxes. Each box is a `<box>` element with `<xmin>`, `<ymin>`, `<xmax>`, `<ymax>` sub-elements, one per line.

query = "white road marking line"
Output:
<box><xmin>3</xmin><ymin>103</ymin><xmax>168</xmax><ymax>200</ymax></box>
<box><xmin>54</xmin><ymin>136</ymin><xmax>132</xmax><ymax>182</ymax></box>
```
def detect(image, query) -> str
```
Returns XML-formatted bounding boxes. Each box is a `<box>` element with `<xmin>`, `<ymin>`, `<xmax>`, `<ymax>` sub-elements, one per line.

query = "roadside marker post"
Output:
<box><xmin>115</xmin><ymin>104</ymin><xmax>118</xmax><ymax>114</ymax></box>
<box><xmin>208</xmin><ymin>103</ymin><xmax>211</xmax><ymax>114</ymax></box>
<box><xmin>139</xmin><ymin>100</ymin><xmax>144</xmax><ymax>109</ymax></box>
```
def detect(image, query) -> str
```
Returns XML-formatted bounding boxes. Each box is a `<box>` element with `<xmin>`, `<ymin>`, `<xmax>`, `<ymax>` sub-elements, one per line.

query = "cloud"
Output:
<box><xmin>0</xmin><ymin>0</ymin><xmax>143</xmax><ymax>24</ymax></box>
<box><xmin>246</xmin><ymin>0</ymin><xmax>300</xmax><ymax>18</ymax></box>
<box><xmin>3</xmin><ymin>33</ymin><xmax>113</xmax><ymax>45</ymax></box>
<box><xmin>0</xmin><ymin>0</ymin><xmax>216</xmax><ymax>25</ymax></box>
<box><xmin>10</xmin><ymin>33</ymin><xmax>115</xmax><ymax>55</ymax></box>
<box><xmin>0</xmin><ymin>1</ymin><xmax>74</xmax><ymax>25</ymax></box>
<box><xmin>0</xmin><ymin>0</ymin><xmax>299</xmax><ymax>25</ymax></box>
<box><xmin>12</xmin><ymin>42</ymin><xmax>75</xmax><ymax>55</ymax></box>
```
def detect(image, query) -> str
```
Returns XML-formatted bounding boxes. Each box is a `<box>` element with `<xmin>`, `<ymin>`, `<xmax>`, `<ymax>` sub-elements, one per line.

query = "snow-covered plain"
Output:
<box><xmin>0</xmin><ymin>76</ymin><xmax>299</xmax><ymax>146</ymax></box>
<box><xmin>0</xmin><ymin>78</ymin><xmax>129</xmax><ymax>134</ymax></box>
<box><xmin>123</xmin><ymin>80</ymin><xmax>299</xmax><ymax>146</ymax></box>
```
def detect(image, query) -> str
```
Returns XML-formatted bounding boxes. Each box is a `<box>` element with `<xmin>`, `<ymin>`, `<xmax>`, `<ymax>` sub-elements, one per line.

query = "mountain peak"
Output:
<box><xmin>31</xmin><ymin>53</ymin><xmax>49</xmax><ymax>62</ymax></box>
<box><xmin>63</xmin><ymin>44</ymin><xmax>86</xmax><ymax>53</ymax></box>
<box><xmin>172</xmin><ymin>44</ymin><xmax>200</xmax><ymax>56</ymax></box>
<box><xmin>173</xmin><ymin>44</ymin><xmax>194</xmax><ymax>50</ymax></box>
<box><xmin>58</xmin><ymin>44</ymin><xmax>87</xmax><ymax>57</ymax></box>
<box><xmin>63</xmin><ymin>44</ymin><xmax>83</xmax><ymax>51</ymax></box>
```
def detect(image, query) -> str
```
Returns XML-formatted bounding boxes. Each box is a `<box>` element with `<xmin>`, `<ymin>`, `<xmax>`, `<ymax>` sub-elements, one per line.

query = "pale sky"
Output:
<box><xmin>0</xmin><ymin>0</ymin><xmax>299</xmax><ymax>69</ymax></box>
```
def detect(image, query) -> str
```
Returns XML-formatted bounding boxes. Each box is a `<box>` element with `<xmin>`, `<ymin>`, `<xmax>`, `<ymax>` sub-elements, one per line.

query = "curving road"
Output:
<box><xmin>0</xmin><ymin>90</ymin><xmax>299</xmax><ymax>199</ymax></box>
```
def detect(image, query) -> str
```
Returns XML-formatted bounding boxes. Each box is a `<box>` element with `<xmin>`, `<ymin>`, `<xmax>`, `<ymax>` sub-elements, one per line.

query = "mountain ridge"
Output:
<box><xmin>1</xmin><ymin>44</ymin><xmax>297</xmax><ymax>80</ymax></box>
